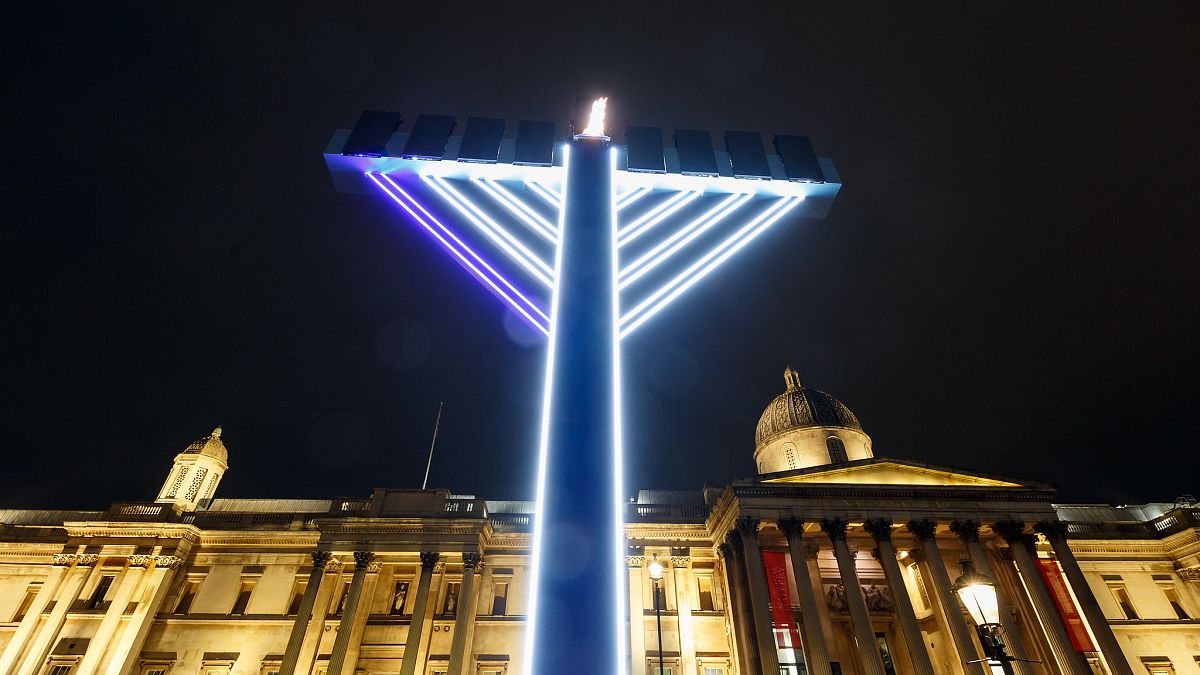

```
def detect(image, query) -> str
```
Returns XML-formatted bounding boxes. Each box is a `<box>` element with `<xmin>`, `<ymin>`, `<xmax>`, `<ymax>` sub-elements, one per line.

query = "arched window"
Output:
<box><xmin>826</xmin><ymin>436</ymin><xmax>848</xmax><ymax>464</ymax></box>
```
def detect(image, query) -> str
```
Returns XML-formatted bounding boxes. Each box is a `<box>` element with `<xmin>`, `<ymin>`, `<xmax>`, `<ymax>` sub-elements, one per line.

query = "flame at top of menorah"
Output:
<box><xmin>324</xmin><ymin>108</ymin><xmax>840</xmax><ymax>215</ymax></box>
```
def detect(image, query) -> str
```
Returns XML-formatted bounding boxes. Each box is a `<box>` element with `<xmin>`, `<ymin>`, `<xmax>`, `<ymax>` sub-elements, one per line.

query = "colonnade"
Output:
<box><xmin>712</xmin><ymin>516</ymin><xmax>1130</xmax><ymax>675</ymax></box>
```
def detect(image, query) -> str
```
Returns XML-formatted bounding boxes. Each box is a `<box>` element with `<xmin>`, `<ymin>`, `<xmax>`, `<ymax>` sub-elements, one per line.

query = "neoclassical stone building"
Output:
<box><xmin>1</xmin><ymin>369</ymin><xmax>1197</xmax><ymax>675</ymax></box>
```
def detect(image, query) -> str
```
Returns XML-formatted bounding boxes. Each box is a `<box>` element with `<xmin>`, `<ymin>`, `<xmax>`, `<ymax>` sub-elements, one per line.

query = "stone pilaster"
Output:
<box><xmin>0</xmin><ymin>556</ymin><xmax>72</xmax><ymax>675</ymax></box>
<box><xmin>719</xmin><ymin>542</ymin><xmax>755</xmax><ymax>675</ymax></box>
<box><xmin>822</xmin><ymin>518</ymin><xmax>887</xmax><ymax>675</ymax></box>
<box><xmin>864</xmin><ymin>518</ymin><xmax>935</xmax><ymax>675</ymax></box>
<box><xmin>672</xmin><ymin>556</ymin><xmax>697</xmax><ymax>675</ymax></box>
<box><xmin>16</xmin><ymin>555</ymin><xmax>96</xmax><ymax>675</ymax></box>
<box><xmin>400</xmin><ymin>552</ymin><xmax>440</xmax><ymax>675</ymax></box>
<box><xmin>281</xmin><ymin>551</ymin><xmax>332</xmax><ymax>675</ymax></box>
<box><xmin>107</xmin><ymin>556</ymin><xmax>183</xmax><ymax>675</ymax></box>
<box><xmin>778</xmin><ymin>518</ymin><xmax>833</xmax><ymax>675</ymax></box>
<box><xmin>905</xmin><ymin>520</ymin><xmax>985</xmax><ymax>675</ymax></box>
<box><xmin>328</xmin><ymin>551</ymin><xmax>375</xmax><ymax>675</ymax></box>
<box><xmin>75</xmin><ymin>559</ymin><xmax>148</xmax><ymax>675</ymax></box>
<box><xmin>1035</xmin><ymin>521</ymin><xmax>1133</xmax><ymax>675</ymax></box>
<box><xmin>448</xmin><ymin>553</ymin><xmax>482</xmax><ymax>675</ymax></box>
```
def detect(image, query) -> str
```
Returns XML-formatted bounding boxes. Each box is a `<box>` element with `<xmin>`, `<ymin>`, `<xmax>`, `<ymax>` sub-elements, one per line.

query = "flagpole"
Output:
<box><xmin>421</xmin><ymin>401</ymin><xmax>444</xmax><ymax>490</ymax></box>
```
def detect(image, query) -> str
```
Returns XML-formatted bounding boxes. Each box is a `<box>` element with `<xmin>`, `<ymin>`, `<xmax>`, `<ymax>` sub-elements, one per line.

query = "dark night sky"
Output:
<box><xmin>4</xmin><ymin>4</ymin><xmax>1198</xmax><ymax>510</ymax></box>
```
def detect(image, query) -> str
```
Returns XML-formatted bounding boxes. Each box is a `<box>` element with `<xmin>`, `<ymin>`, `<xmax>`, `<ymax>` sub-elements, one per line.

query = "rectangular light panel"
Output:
<box><xmin>725</xmin><ymin>130</ymin><xmax>770</xmax><ymax>180</ymax></box>
<box><xmin>458</xmin><ymin>117</ymin><xmax>505</xmax><ymax>163</ymax></box>
<box><xmin>773</xmin><ymin>135</ymin><xmax>826</xmax><ymax>183</ymax></box>
<box><xmin>674</xmin><ymin>129</ymin><xmax>719</xmax><ymax>177</ymax></box>
<box><xmin>625</xmin><ymin>126</ymin><xmax>665</xmax><ymax>174</ymax></box>
<box><xmin>514</xmin><ymin>120</ymin><xmax>556</xmax><ymax>166</ymax></box>
<box><xmin>342</xmin><ymin>111</ymin><xmax>402</xmax><ymax>157</ymax></box>
<box><xmin>402</xmin><ymin>114</ymin><xmax>457</xmax><ymax>160</ymax></box>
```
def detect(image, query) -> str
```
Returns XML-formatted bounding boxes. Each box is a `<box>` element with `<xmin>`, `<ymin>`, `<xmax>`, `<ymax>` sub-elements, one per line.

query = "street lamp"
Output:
<box><xmin>647</xmin><ymin>555</ymin><xmax>665</xmax><ymax>675</ymax></box>
<box><xmin>952</xmin><ymin>559</ymin><xmax>1013</xmax><ymax>674</ymax></box>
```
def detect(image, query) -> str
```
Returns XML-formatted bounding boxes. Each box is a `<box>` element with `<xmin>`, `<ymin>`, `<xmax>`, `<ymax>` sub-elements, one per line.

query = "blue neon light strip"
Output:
<box><xmin>525</xmin><ymin>179</ymin><xmax>562</xmax><ymax>208</ymax></box>
<box><xmin>616</xmin><ymin>186</ymin><xmax>650</xmax><ymax>211</ymax></box>
<box><xmin>607</xmin><ymin>146</ymin><xmax>629</xmax><ymax>675</ymax></box>
<box><xmin>619</xmin><ymin>192</ymin><xmax>752</xmax><ymax>288</ymax></box>
<box><xmin>616</xmin><ymin>189</ymin><xmax>703</xmax><ymax>247</ymax></box>
<box><xmin>474</xmin><ymin>177</ymin><xmax>559</xmax><ymax>242</ymax></box>
<box><xmin>620</xmin><ymin>196</ymin><xmax>803</xmax><ymax>337</ymax></box>
<box><xmin>369</xmin><ymin>173</ymin><xmax>550</xmax><ymax>334</ymax></box>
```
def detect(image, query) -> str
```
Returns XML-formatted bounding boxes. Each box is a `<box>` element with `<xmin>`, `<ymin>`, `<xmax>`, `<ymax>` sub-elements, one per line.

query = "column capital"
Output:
<box><xmin>127</xmin><ymin>554</ymin><xmax>154</xmax><ymax>568</ymax></box>
<box><xmin>1034</xmin><ymin>520</ymin><xmax>1069</xmax><ymax>542</ymax></box>
<box><xmin>626</xmin><ymin>555</ymin><xmax>646</xmax><ymax>567</ymax></box>
<box><xmin>76</xmin><ymin>553</ymin><xmax>99</xmax><ymax>567</ymax></box>
<box><xmin>725</xmin><ymin>529</ymin><xmax>743</xmax><ymax>548</ymax></box>
<box><xmin>804</xmin><ymin>541</ymin><xmax>822</xmax><ymax>560</ymax></box>
<box><xmin>904</xmin><ymin>518</ymin><xmax>938</xmax><ymax>541</ymax></box>
<box><xmin>462</xmin><ymin>552</ymin><xmax>482</xmax><ymax>569</ymax></box>
<box><xmin>949</xmin><ymin>519</ymin><xmax>981</xmax><ymax>543</ymax></box>
<box><xmin>419</xmin><ymin>551</ymin><xmax>440</xmax><ymax>570</ymax></box>
<box><xmin>312</xmin><ymin>550</ymin><xmax>334</xmax><ymax>568</ymax></box>
<box><xmin>353</xmin><ymin>551</ymin><xmax>376</xmax><ymax>569</ymax></box>
<box><xmin>777</xmin><ymin>517</ymin><xmax>806</xmax><ymax>539</ymax></box>
<box><xmin>51</xmin><ymin>553</ymin><xmax>76</xmax><ymax>566</ymax></box>
<box><xmin>820</xmin><ymin>517</ymin><xmax>849</xmax><ymax>541</ymax></box>
<box><xmin>992</xmin><ymin>520</ymin><xmax>1034</xmax><ymax>547</ymax></box>
<box><xmin>325</xmin><ymin>558</ymin><xmax>345</xmax><ymax>574</ymax></box>
<box><xmin>735</xmin><ymin>516</ymin><xmax>761</xmax><ymax>537</ymax></box>
<box><xmin>366</xmin><ymin>561</ymin><xmax>383</xmax><ymax>573</ymax></box>
<box><xmin>862</xmin><ymin>518</ymin><xmax>894</xmax><ymax>542</ymax></box>
<box><xmin>1177</xmin><ymin>567</ymin><xmax>1200</xmax><ymax>582</ymax></box>
<box><xmin>906</xmin><ymin>547</ymin><xmax>925</xmax><ymax>563</ymax></box>
<box><xmin>671</xmin><ymin>556</ymin><xmax>691</xmax><ymax>569</ymax></box>
<box><xmin>433</xmin><ymin>561</ymin><xmax>446</xmax><ymax>574</ymax></box>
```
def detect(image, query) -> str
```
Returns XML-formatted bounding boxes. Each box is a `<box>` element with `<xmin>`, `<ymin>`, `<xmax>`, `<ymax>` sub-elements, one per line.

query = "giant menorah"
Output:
<box><xmin>325</xmin><ymin>100</ymin><xmax>839</xmax><ymax>675</ymax></box>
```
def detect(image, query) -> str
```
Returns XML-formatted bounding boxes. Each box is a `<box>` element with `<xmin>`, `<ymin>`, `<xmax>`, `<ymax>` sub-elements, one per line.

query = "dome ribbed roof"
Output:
<box><xmin>755</xmin><ymin>368</ymin><xmax>862</xmax><ymax>447</ymax></box>
<box><xmin>183</xmin><ymin>426</ymin><xmax>227</xmax><ymax>463</ymax></box>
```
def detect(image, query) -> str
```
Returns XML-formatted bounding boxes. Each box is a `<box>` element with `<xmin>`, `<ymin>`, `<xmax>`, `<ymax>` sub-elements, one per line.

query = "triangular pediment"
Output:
<box><xmin>761</xmin><ymin>457</ymin><xmax>1032</xmax><ymax>488</ymax></box>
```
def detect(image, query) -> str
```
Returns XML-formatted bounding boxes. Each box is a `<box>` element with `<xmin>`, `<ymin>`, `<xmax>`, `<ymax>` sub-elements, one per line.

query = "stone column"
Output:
<box><xmin>16</xmin><ymin>555</ymin><xmax>96</xmax><ymax>675</ymax></box>
<box><xmin>991</xmin><ymin>522</ymin><xmax>1089</xmax><ymax>675</ymax></box>
<box><xmin>328</xmin><ymin>552</ymin><xmax>375</xmax><ymax>675</ymax></box>
<box><xmin>778</xmin><ymin>519</ymin><xmax>833</xmax><ymax>675</ymax></box>
<box><xmin>1035</xmin><ymin>521</ymin><xmax>1133</xmax><ymax>675</ymax></box>
<box><xmin>906</xmin><ymin>519</ymin><xmax>985</xmax><ymax>675</ymax></box>
<box><xmin>0</xmin><ymin>555</ymin><xmax>72</xmax><ymax>675</ymax></box>
<box><xmin>672</xmin><ymin>556</ymin><xmax>697</xmax><ymax>675</ymax></box>
<box><xmin>949</xmin><ymin>520</ymin><xmax>1034</xmax><ymax>675</ymax></box>
<box><xmin>863</xmin><ymin>519</ymin><xmax>935</xmax><ymax>675</ymax></box>
<box><xmin>448</xmin><ymin>553</ymin><xmax>482</xmax><ymax>675</ymax></box>
<box><xmin>298</xmin><ymin>556</ymin><xmax>345</xmax><ymax>675</ymax></box>
<box><xmin>719</xmin><ymin>543</ymin><xmax>755</xmax><ymax>675</ymax></box>
<box><xmin>400</xmin><ymin>552</ymin><xmax>440</xmax><ymax>675</ymax></box>
<box><xmin>281</xmin><ymin>551</ymin><xmax>333</xmax><ymax>675</ymax></box>
<box><xmin>75</xmin><ymin>558</ymin><xmax>148</xmax><ymax>675</ymax></box>
<box><xmin>821</xmin><ymin>518</ymin><xmax>887</xmax><ymax>675</ymax></box>
<box><xmin>736</xmin><ymin>517</ymin><xmax>782</xmax><ymax>675</ymax></box>
<box><xmin>628</xmin><ymin>556</ymin><xmax>648</xmax><ymax>675</ymax></box>
<box><xmin>340</xmin><ymin>559</ymin><xmax>382</xmax><ymax>675</ymax></box>
<box><xmin>108</xmin><ymin>555</ymin><xmax>183</xmax><ymax>675</ymax></box>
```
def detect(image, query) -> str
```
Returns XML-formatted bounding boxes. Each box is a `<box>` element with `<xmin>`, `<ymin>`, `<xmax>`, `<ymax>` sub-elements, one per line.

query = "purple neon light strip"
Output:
<box><xmin>369</xmin><ymin>173</ymin><xmax>550</xmax><ymax>334</ymax></box>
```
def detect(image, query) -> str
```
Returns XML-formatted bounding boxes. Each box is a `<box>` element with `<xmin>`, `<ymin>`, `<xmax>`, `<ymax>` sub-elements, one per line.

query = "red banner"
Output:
<box><xmin>1036</xmin><ymin>558</ymin><xmax>1095</xmax><ymax>652</ymax></box>
<box><xmin>762</xmin><ymin>551</ymin><xmax>802</xmax><ymax>650</ymax></box>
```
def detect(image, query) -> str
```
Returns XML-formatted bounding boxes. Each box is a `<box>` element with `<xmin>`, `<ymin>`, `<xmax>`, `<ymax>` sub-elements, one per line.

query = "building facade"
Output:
<box><xmin>1</xmin><ymin>370</ymin><xmax>1197</xmax><ymax>675</ymax></box>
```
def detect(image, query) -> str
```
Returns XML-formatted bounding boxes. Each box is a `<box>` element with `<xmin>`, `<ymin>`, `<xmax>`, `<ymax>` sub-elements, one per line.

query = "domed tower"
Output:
<box><xmin>155</xmin><ymin>427</ymin><xmax>229</xmax><ymax>510</ymax></box>
<box><xmin>754</xmin><ymin>368</ymin><xmax>872</xmax><ymax>474</ymax></box>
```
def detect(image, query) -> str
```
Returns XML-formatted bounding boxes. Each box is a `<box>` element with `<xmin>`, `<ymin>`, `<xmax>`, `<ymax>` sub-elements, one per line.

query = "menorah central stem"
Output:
<box><xmin>528</xmin><ymin>136</ymin><xmax>625</xmax><ymax>675</ymax></box>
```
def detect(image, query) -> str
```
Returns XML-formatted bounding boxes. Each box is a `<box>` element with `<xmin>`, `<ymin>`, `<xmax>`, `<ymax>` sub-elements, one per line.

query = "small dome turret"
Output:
<box><xmin>753</xmin><ymin>368</ymin><xmax>872</xmax><ymax>474</ymax></box>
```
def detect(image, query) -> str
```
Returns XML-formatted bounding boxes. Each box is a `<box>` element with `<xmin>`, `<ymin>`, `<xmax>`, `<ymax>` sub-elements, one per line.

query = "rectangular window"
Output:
<box><xmin>697</xmin><ymin>576</ymin><xmax>715</xmax><ymax>611</ymax></box>
<box><xmin>703</xmin><ymin>669</ymin><xmax>724</xmax><ymax>675</ymax></box>
<box><xmin>175</xmin><ymin>580</ymin><xmax>200</xmax><ymax>614</ymax></box>
<box><xmin>13</xmin><ymin>582</ymin><xmax>40</xmax><ymax>621</ymax></box>
<box><xmin>1162</xmin><ymin>587</ymin><xmax>1189</xmax><ymax>619</ymax></box>
<box><xmin>88</xmin><ymin>576</ymin><xmax>115</xmax><ymax>610</ymax></box>
<box><xmin>231</xmin><ymin>581</ymin><xmax>255</xmax><ymax>615</ymax></box>
<box><xmin>1111</xmin><ymin>586</ymin><xmax>1138</xmax><ymax>619</ymax></box>
<box><xmin>391</xmin><ymin>580</ymin><xmax>410</xmax><ymax>615</ymax></box>
<box><xmin>491</xmin><ymin>581</ymin><xmax>509</xmax><ymax>616</ymax></box>
<box><xmin>48</xmin><ymin>666</ymin><xmax>73</xmax><ymax>675</ymax></box>
<box><xmin>142</xmin><ymin>669</ymin><xmax>166</xmax><ymax>675</ymax></box>
<box><xmin>287</xmin><ymin>580</ymin><xmax>307</xmax><ymax>615</ymax></box>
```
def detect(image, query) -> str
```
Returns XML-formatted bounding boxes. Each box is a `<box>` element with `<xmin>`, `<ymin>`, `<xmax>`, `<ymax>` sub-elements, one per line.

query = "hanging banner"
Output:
<box><xmin>762</xmin><ymin>550</ymin><xmax>803</xmax><ymax>649</ymax></box>
<box><xmin>1036</xmin><ymin>558</ymin><xmax>1095</xmax><ymax>652</ymax></box>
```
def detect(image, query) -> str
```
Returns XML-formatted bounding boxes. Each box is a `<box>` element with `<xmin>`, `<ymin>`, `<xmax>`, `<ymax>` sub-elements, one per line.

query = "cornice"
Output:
<box><xmin>62</xmin><ymin>522</ymin><xmax>201</xmax><ymax>542</ymax></box>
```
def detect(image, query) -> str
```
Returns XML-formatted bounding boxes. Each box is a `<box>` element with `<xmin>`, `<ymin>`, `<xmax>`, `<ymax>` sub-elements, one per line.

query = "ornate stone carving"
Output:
<box><xmin>820</xmin><ymin>517</ymin><xmax>849</xmax><ymax>541</ymax></box>
<box><xmin>433</xmin><ymin>562</ymin><xmax>446</xmax><ymax>574</ymax></box>
<box><xmin>353</xmin><ymin>551</ymin><xmax>376</xmax><ymax>568</ymax></box>
<box><xmin>154</xmin><ymin>555</ymin><xmax>184</xmax><ymax>569</ymax></box>
<box><xmin>803</xmin><ymin>542</ymin><xmax>822</xmax><ymax>559</ymax></box>
<box><xmin>725</xmin><ymin>529</ymin><xmax>743</xmax><ymax>548</ymax></box>
<box><xmin>52</xmin><ymin>553</ymin><xmax>76</xmax><ymax>566</ymax></box>
<box><xmin>1177</xmin><ymin>567</ymin><xmax>1200</xmax><ymax>582</ymax></box>
<box><xmin>862</xmin><ymin>518</ymin><xmax>894</xmax><ymax>542</ymax></box>
<box><xmin>714</xmin><ymin>544</ymin><xmax>732</xmax><ymax>561</ymax></box>
<box><xmin>312</xmin><ymin>550</ymin><xmax>334</xmax><ymax>568</ymax></box>
<box><xmin>626</xmin><ymin>556</ymin><xmax>646</xmax><ymax>567</ymax></box>
<box><xmin>419</xmin><ymin>551</ymin><xmax>440</xmax><ymax>570</ymax></box>
<box><xmin>906</xmin><ymin>547</ymin><xmax>925</xmax><ymax>563</ymax></box>
<box><xmin>904</xmin><ymin>518</ymin><xmax>938</xmax><ymax>541</ymax></box>
<box><xmin>992</xmin><ymin>520</ymin><xmax>1037</xmax><ymax>550</ymax></box>
<box><xmin>128</xmin><ymin>554</ymin><xmax>154</xmax><ymax>568</ymax></box>
<box><xmin>76</xmin><ymin>554</ymin><xmax>99</xmax><ymax>566</ymax></box>
<box><xmin>949</xmin><ymin>519</ymin><xmax>981</xmax><ymax>543</ymax></box>
<box><xmin>1034</xmin><ymin>520</ymin><xmax>1068</xmax><ymax>542</ymax></box>
<box><xmin>325</xmin><ymin>559</ymin><xmax>344</xmax><ymax>574</ymax></box>
<box><xmin>735</xmin><ymin>516</ymin><xmax>761</xmax><ymax>537</ymax></box>
<box><xmin>366</xmin><ymin>561</ymin><xmax>383</xmax><ymax>573</ymax></box>
<box><xmin>670</xmin><ymin>556</ymin><xmax>691</xmax><ymax>569</ymax></box>
<box><xmin>777</xmin><ymin>517</ymin><xmax>805</xmax><ymax>539</ymax></box>
<box><xmin>462</xmin><ymin>552</ymin><xmax>482</xmax><ymax>569</ymax></box>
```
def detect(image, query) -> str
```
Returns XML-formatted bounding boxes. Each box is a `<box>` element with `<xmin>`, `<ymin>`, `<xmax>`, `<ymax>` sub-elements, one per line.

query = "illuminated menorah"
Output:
<box><xmin>325</xmin><ymin>100</ymin><xmax>839</xmax><ymax>675</ymax></box>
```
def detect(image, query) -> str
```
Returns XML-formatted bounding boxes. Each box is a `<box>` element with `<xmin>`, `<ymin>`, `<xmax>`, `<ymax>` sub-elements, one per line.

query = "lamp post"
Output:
<box><xmin>952</xmin><ymin>559</ymin><xmax>1014</xmax><ymax>675</ymax></box>
<box><xmin>648</xmin><ymin>556</ymin><xmax>666</xmax><ymax>675</ymax></box>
